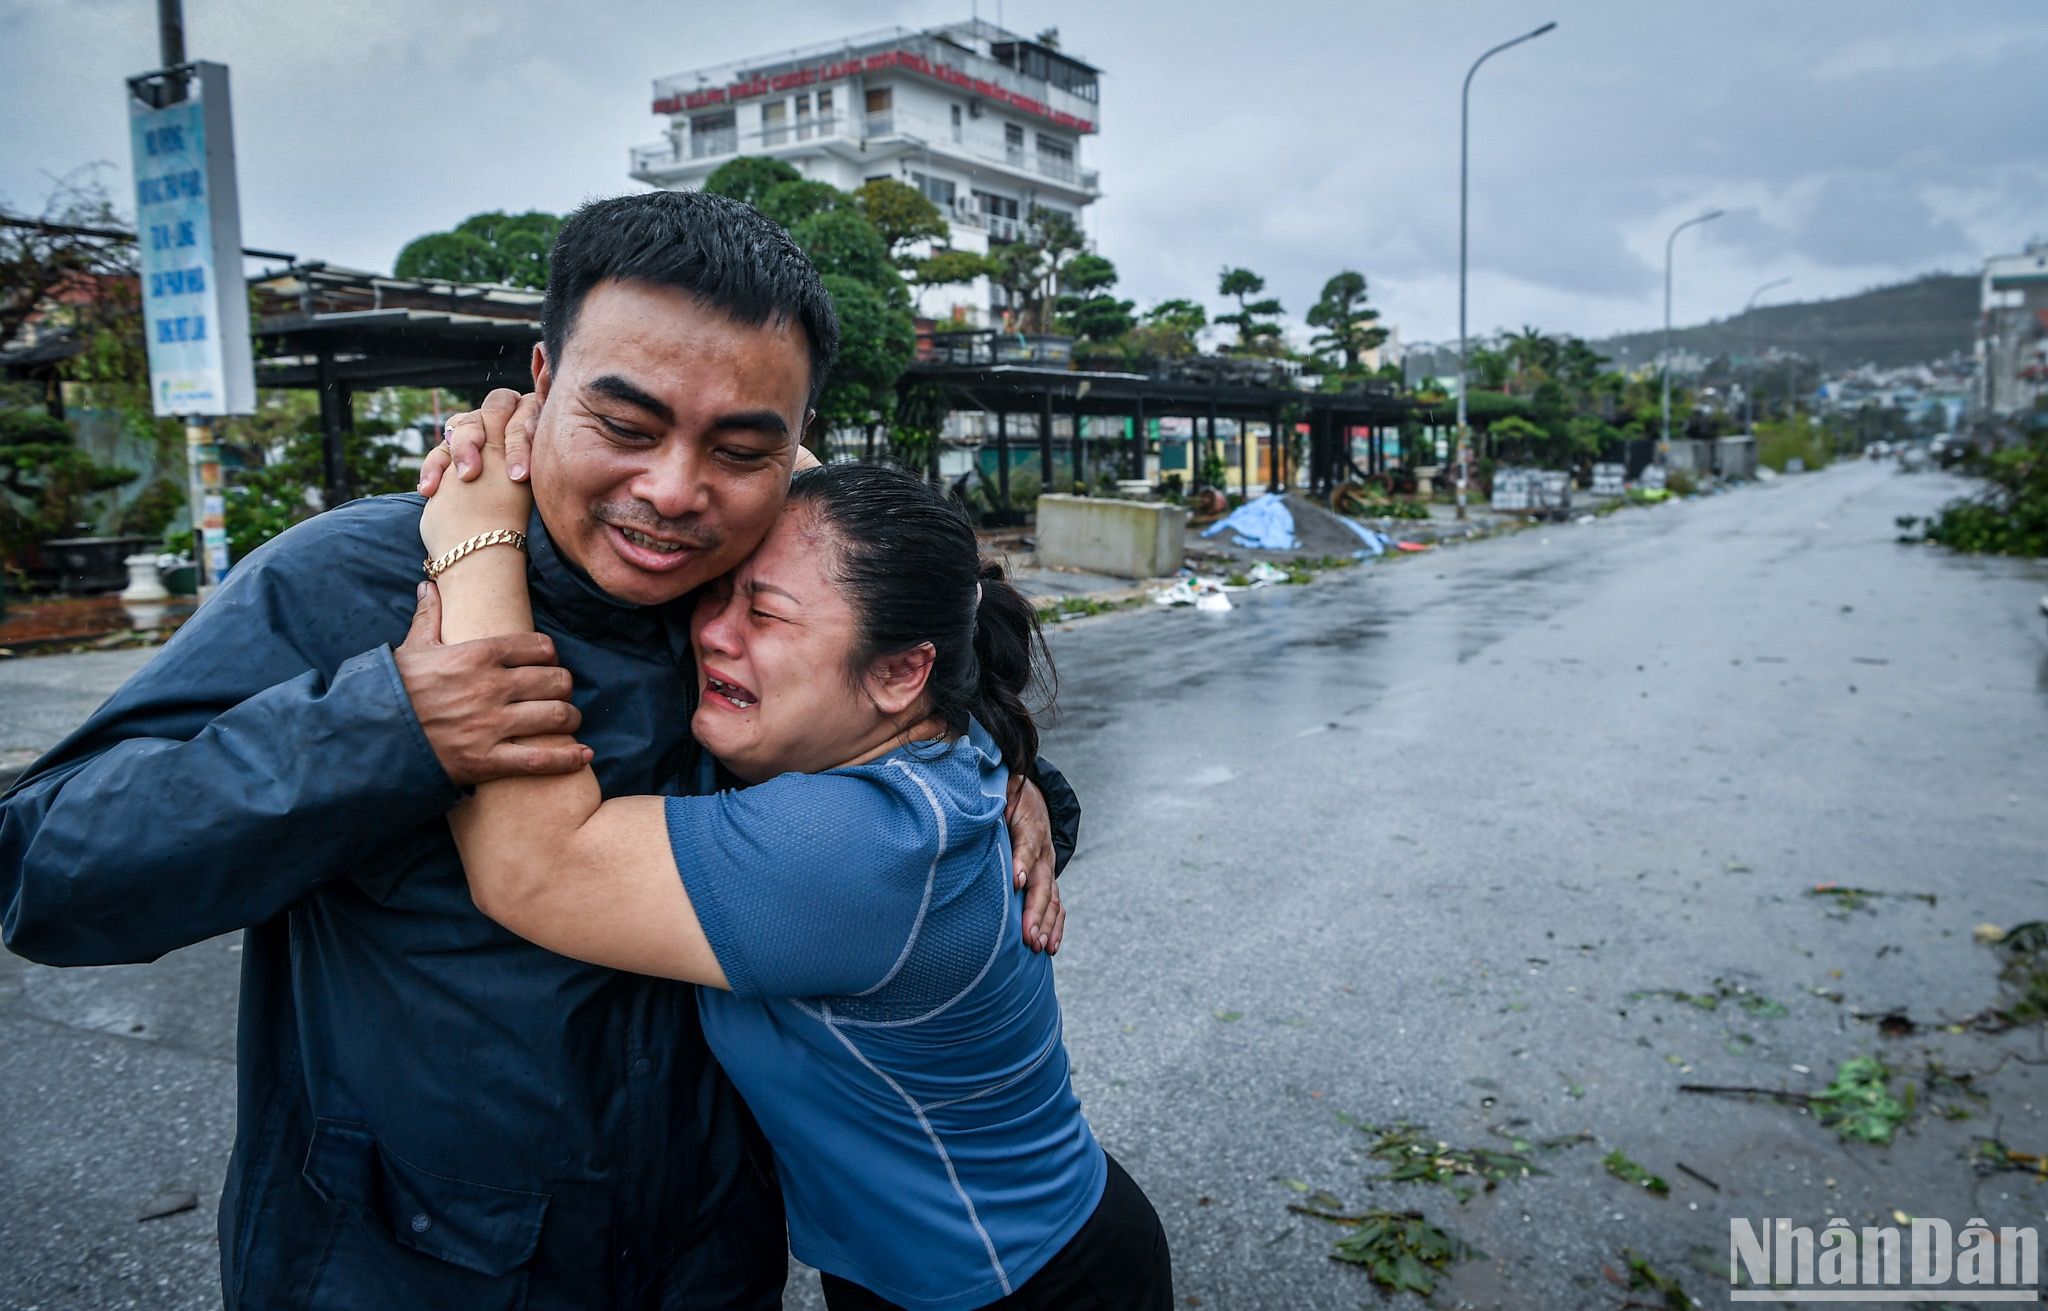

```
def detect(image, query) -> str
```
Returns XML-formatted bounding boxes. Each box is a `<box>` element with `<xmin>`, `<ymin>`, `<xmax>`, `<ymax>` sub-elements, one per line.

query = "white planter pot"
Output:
<box><xmin>120</xmin><ymin>552</ymin><xmax>170</xmax><ymax>602</ymax></box>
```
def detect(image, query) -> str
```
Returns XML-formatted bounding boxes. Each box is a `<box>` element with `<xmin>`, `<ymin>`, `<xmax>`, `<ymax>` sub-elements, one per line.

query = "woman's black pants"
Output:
<box><xmin>819</xmin><ymin>1151</ymin><xmax>1172</xmax><ymax>1311</ymax></box>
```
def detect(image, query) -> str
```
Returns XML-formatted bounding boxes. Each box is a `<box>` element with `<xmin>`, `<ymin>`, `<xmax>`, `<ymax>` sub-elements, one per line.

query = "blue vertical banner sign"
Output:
<box><xmin>128</xmin><ymin>61</ymin><xmax>254</xmax><ymax>417</ymax></box>
<box><xmin>128</xmin><ymin>61</ymin><xmax>253</xmax><ymax>585</ymax></box>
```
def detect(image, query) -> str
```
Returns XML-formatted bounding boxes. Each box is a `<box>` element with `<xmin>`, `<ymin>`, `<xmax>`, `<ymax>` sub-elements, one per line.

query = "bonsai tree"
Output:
<box><xmin>1054</xmin><ymin>253</ymin><xmax>1134</xmax><ymax>345</ymax></box>
<box><xmin>1306</xmin><ymin>271</ymin><xmax>1388</xmax><ymax>373</ymax></box>
<box><xmin>1216</xmin><ymin>267</ymin><xmax>1284</xmax><ymax>354</ymax></box>
<box><xmin>0</xmin><ymin>408</ymin><xmax>138</xmax><ymax>560</ymax></box>
<box><xmin>1123</xmin><ymin>299</ymin><xmax>1207</xmax><ymax>360</ymax></box>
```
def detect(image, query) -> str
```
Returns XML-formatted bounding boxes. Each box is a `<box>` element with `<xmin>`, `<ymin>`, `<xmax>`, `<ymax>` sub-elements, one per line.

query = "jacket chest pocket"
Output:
<box><xmin>300</xmin><ymin>1119</ymin><xmax>550</xmax><ymax>1311</ymax></box>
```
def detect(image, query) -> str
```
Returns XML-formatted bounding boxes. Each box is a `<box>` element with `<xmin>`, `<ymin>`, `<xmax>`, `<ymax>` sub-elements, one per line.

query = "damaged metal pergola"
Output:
<box><xmin>0</xmin><ymin>235</ymin><xmax>545</xmax><ymax>511</ymax></box>
<box><xmin>897</xmin><ymin>340</ymin><xmax>1415</xmax><ymax>505</ymax></box>
<box><xmin>246</xmin><ymin>265</ymin><xmax>540</xmax><ymax>506</ymax></box>
<box><xmin>8</xmin><ymin>260</ymin><xmax>1421</xmax><ymax>514</ymax></box>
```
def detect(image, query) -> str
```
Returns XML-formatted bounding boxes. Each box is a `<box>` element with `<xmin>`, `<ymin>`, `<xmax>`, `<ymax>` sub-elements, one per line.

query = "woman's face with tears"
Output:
<box><xmin>688</xmin><ymin>502</ymin><xmax>923</xmax><ymax>784</ymax></box>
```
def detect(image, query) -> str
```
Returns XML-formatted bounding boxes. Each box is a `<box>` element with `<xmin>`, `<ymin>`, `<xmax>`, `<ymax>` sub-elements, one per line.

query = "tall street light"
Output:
<box><xmin>1742</xmin><ymin>276</ymin><xmax>1791</xmax><ymax>437</ymax></box>
<box><xmin>1456</xmin><ymin>19</ymin><xmax>1556</xmax><ymax>519</ymax></box>
<box><xmin>1660</xmin><ymin>208</ymin><xmax>1723</xmax><ymax>456</ymax></box>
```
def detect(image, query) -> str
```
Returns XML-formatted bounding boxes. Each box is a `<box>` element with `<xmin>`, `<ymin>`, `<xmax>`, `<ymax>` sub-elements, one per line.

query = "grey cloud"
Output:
<box><xmin>6</xmin><ymin>0</ymin><xmax>2045</xmax><ymax>343</ymax></box>
<box><xmin>1706</xmin><ymin>173</ymin><xmax>1976</xmax><ymax>270</ymax></box>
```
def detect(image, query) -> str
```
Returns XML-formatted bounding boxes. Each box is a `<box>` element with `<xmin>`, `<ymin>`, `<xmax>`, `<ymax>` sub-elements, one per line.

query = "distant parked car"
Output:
<box><xmin>1867</xmin><ymin>441</ymin><xmax>1892</xmax><ymax>459</ymax></box>
<box><xmin>1898</xmin><ymin>444</ymin><xmax>1930</xmax><ymax>473</ymax></box>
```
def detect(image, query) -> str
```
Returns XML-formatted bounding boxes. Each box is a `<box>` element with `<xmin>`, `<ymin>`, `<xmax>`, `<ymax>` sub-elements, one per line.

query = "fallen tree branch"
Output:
<box><xmin>1677</xmin><ymin>1083</ymin><xmax>1817</xmax><ymax>1105</ymax></box>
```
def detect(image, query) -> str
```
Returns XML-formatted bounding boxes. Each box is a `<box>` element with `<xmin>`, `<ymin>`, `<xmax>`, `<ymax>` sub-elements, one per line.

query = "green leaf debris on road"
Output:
<box><xmin>1315</xmin><ymin>1208</ymin><xmax>1481</xmax><ymax>1298</ymax></box>
<box><xmin>1812</xmin><ymin>1056</ymin><xmax>1910</xmax><ymax>1145</ymax></box>
<box><xmin>1628</xmin><ymin>978</ymin><xmax>1789</xmax><ymax>1017</ymax></box>
<box><xmin>1602</xmin><ymin>1149</ymin><xmax>1671</xmax><ymax>1195</ymax></box>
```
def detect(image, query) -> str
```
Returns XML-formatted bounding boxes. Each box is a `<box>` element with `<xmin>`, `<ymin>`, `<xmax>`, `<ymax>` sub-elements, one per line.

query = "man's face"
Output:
<box><xmin>528</xmin><ymin>279</ymin><xmax>812</xmax><ymax>607</ymax></box>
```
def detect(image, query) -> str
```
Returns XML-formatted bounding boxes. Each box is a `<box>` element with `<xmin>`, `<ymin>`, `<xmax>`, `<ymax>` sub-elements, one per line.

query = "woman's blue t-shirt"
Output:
<box><xmin>664</xmin><ymin>722</ymin><xmax>1105</xmax><ymax>1311</ymax></box>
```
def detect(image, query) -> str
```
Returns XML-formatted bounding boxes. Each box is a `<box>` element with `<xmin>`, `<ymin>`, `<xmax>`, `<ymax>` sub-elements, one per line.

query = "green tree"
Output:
<box><xmin>888</xmin><ymin>380</ymin><xmax>951</xmax><ymax>475</ymax></box>
<box><xmin>1031</xmin><ymin>209</ymin><xmax>1086</xmax><ymax>295</ymax></box>
<box><xmin>1503</xmin><ymin>325</ymin><xmax>1562</xmax><ymax>382</ymax></box>
<box><xmin>1053</xmin><ymin>253</ymin><xmax>1133</xmax><ymax>343</ymax></box>
<box><xmin>907</xmin><ymin>249</ymin><xmax>992</xmax><ymax>313</ymax></box>
<box><xmin>982</xmin><ymin>208</ymin><xmax>1088</xmax><ymax>333</ymax></box>
<box><xmin>394</xmin><ymin>211</ymin><xmax>561</xmax><ymax>288</ymax></box>
<box><xmin>1558</xmin><ymin>337</ymin><xmax>1608</xmax><ymax>391</ymax></box>
<box><xmin>223</xmin><ymin>411</ymin><xmax>416</xmax><ymax>561</ymax></box>
<box><xmin>1467</xmin><ymin>345</ymin><xmax>1511</xmax><ymax>391</ymax></box>
<box><xmin>1485</xmin><ymin>414</ymin><xmax>1550</xmax><ymax>463</ymax></box>
<box><xmin>0</xmin><ymin>408</ymin><xmax>137</xmax><ymax>559</ymax></box>
<box><xmin>757</xmin><ymin>180</ymin><xmax>847</xmax><ymax>229</ymax></box>
<box><xmin>790</xmin><ymin>210</ymin><xmax>902</xmax><ymax>298</ymax></box>
<box><xmin>987</xmin><ymin>240</ymin><xmax>1047</xmax><ymax>331</ymax></box>
<box><xmin>1123</xmin><ymin>299</ymin><xmax>1207</xmax><ymax>359</ymax></box>
<box><xmin>1305</xmin><ymin>271</ymin><xmax>1387</xmax><ymax>372</ymax></box>
<box><xmin>1565</xmin><ymin>414</ymin><xmax>1619</xmax><ymax>459</ymax></box>
<box><xmin>702</xmin><ymin>156</ymin><xmax>802</xmax><ymax>210</ymax></box>
<box><xmin>1216</xmin><ymin>267</ymin><xmax>1284</xmax><ymax>354</ymax></box>
<box><xmin>813</xmin><ymin>273</ymin><xmax>915</xmax><ymax>443</ymax></box>
<box><xmin>852</xmin><ymin>179</ymin><xmax>949</xmax><ymax>261</ymax></box>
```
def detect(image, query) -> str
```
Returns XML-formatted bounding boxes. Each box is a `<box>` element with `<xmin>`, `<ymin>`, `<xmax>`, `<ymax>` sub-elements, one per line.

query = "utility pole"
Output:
<box><xmin>1742</xmin><ymin>277</ymin><xmax>1790</xmax><ymax>437</ymax></box>
<box><xmin>1457</xmin><ymin>20</ymin><xmax>1555</xmax><ymax>520</ymax></box>
<box><xmin>157</xmin><ymin>0</ymin><xmax>185</xmax><ymax>63</ymax></box>
<box><xmin>131</xmin><ymin>0</ymin><xmax>251</xmax><ymax>594</ymax></box>
<box><xmin>155</xmin><ymin>0</ymin><xmax>222</xmax><ymax>595</ymax></box>
<box><xmin>1660</xmin><ymin>209</ymin><xmax>1723</xmax><ymax>459</ymax></box>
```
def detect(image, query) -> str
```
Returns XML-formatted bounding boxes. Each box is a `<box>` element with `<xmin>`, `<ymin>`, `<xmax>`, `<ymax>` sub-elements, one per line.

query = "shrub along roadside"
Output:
<box><xmin>1902</xmin><ymin>432</ymin><xmax>2048</xmax><ymax>557</ymax></box>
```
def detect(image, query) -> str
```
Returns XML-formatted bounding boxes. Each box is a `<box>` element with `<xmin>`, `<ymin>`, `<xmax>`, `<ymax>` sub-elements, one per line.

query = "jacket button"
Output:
<box><xmin>632</xmin><ymin>1057</ymin><xmax>652</xmax><ymax>1075</ymax></box>
<box><xmin>411</xmin><ymin>1213</ymin><xmax>432</xmax><ymax>1233</ymax></box>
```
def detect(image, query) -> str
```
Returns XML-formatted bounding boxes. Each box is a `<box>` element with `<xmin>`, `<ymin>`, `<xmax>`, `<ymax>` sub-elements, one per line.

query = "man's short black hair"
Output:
<box><xmin>540</xmin><ymin>190</ymin><xmax>841</xmax><ymax>411</ymax></box>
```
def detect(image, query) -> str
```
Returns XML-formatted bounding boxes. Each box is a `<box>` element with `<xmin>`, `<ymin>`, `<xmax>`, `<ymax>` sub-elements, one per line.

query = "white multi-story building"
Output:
<box><xmin>1972</xmin><ymin>242</ymin><xmax>2048</xmax><ymax>424</ymax></box>
<box><xmin>629</xmin><ymin>20</ymin><xmax>1102</xmax><ymax>325</ymax></box>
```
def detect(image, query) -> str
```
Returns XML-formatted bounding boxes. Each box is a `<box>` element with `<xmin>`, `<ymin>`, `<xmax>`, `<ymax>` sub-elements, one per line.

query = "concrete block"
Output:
<box><xmin>1034</xmin><ymin>495</ymin><xmax>1186</xmax><ymax>579</ymax></box>
<box><xmin>1667</xmin><ymin>439</ymin><xmax>1712</xmax><ymax>473</ymax></box>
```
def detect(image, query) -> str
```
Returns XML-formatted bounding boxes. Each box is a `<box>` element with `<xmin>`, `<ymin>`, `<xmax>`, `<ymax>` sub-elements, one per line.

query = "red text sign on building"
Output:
<box><xmin>653</xmin><ymin>48</ymin><xmax>1095</xmax><ymax>133</ymax></box>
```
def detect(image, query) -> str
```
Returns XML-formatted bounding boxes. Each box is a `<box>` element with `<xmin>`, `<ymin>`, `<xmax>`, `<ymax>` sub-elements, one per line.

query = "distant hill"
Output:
<box><xmin>1593</xmin><ymin>273</ymin><xmax>1978</xmax><ymax>372</ymax></box>
<box><xmin>1404</xmin><ymin>272</ymin><xmax>1979</xmax><ymax>378</ymax></box>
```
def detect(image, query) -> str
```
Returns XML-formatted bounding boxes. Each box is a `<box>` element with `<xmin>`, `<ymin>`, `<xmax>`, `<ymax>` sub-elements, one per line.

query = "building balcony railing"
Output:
<box><xmin>632</xmin><ymin>118</ymin><xmax>1099</xmax><ymax>198</ymax></box>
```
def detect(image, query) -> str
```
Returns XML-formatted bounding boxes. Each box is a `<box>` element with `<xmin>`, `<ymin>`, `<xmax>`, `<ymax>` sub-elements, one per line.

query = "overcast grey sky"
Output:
<box><xmin>4</xmin><ymin>0</ymin><xmax>2041</xmax><ymax>347</ymax></box>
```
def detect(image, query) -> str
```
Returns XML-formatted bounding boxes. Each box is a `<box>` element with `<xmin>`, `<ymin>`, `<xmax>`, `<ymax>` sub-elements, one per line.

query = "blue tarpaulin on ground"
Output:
<box><xmin>1335</xmin><ymin>516</ymin><xmax>1394</xmax><ymax>557</ymax></box>
<box><xmin>1199</xmin><ymin>493</ymin><xmax>1299</xmax><ymax>550</ymax></box>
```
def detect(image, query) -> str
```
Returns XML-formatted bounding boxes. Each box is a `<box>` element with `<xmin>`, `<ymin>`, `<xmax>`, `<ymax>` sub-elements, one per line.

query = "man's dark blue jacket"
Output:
<box><xmin>0</xmin><ymin>493</ymin><xmax>1075</xmax><ymax>1310</ymax></box>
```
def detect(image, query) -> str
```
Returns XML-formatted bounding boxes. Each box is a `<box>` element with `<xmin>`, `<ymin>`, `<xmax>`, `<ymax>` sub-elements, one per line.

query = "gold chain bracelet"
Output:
<box><xmin>422</xmin><ymin>528</ymin><xmax>528</xmax><ymax>580</ymax></box>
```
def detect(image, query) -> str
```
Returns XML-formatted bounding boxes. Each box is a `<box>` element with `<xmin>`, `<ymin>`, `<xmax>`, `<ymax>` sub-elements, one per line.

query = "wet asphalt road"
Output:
<box><xmin>3</xmin><ymin>460</ymin><xmax>2046</xmax><ymax>1310</ymax></box>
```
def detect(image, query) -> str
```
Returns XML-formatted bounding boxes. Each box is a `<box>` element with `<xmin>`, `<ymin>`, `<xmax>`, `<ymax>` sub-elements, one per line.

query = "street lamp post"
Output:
<box><xmin>1742</xmin><ymin>276</ymin><xmax>1791</xmax><ymax>437</ymax></box>
<box><xmin>1660</xmin><ymin>209</ymin><xmax>1723</xmax><ymax>458</ymax></box>
<box><xmin>1456</xmin><ymin>19</ymin><xmax>1556</xmax><ymax>519</ymax></box>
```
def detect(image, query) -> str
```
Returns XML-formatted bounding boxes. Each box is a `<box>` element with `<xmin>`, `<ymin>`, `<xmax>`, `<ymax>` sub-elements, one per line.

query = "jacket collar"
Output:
<box><xmin>526</xmin><ymin>507</ymin><xmax>694</xmax><ymax>662</ymax></box>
